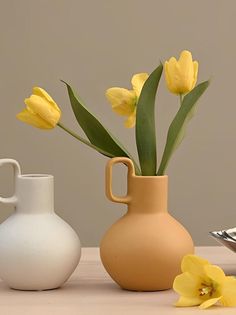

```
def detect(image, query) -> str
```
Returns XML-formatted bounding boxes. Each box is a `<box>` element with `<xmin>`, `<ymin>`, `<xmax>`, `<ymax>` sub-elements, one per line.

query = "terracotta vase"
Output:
<box><xmin>100</xmin><ymin>157</ymin><xmax>194</xmax><ymax>291</ymax></box>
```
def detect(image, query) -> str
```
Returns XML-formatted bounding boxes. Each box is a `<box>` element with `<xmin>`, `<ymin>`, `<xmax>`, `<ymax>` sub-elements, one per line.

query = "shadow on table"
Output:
<box><xmin>61</xmin><ymin>279</ymin><xmax>164</xmax><ymax>296</ymax></box>
<box><xmin>62</xmin><ymin>279</ymin><xmax>122</xmax><ymax>293</ymax></box>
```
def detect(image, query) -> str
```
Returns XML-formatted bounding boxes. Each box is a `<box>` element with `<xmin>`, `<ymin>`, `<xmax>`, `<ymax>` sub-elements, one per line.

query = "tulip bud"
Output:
<box><xmin>164</xmin><ymin>50</ymin><xmax>198</xmax><ymax>95</ymax></box>
<box><xmin>17</xmin><ymin>87</ymin><xmax>61</xmax><ymax>129</ymax></box>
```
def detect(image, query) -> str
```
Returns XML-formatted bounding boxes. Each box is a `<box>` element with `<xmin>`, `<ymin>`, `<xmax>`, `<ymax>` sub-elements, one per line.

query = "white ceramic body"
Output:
<box><xmin>0</xmin><ymin>159</ymin><xmax>81</xmax><ymax>290</ymax></box>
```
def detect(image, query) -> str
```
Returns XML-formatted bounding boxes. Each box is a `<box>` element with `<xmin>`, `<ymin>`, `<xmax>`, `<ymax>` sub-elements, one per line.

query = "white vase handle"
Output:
<box><xmin>0</xmin><ymin>159</ymin><xmax>21</xmax><ymax>205</ymax></box>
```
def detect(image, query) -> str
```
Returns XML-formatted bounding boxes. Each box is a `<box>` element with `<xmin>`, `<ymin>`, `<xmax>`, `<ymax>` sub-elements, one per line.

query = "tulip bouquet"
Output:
<box><xmin>17</xmin><ymin>50</ymin><xmax>209</xmax><ymax>176</ymax></box>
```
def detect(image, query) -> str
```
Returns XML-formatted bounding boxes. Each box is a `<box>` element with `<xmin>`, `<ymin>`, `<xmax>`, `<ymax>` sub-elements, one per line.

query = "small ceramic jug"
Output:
<box><xmin>100</xmin><ymin>157</ymin><xmax>194</xmax><ymax>291</ymax></box>
<box><xmin>0</xmin><ymin>159</ymin><xmax>81</xmax><ymax>290</ymax></box>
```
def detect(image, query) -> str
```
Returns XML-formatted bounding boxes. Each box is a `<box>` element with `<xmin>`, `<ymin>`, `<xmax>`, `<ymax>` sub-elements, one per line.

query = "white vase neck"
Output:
<box><xmin>15</xmin><ymin>175</ymin><xmax>54</xmax><ymax>214</ymax></box>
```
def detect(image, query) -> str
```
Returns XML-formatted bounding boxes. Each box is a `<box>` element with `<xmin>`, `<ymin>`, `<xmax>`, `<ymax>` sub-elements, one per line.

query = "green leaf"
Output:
<box><xmin>157</xmin><ymin>80</ymin><xmax>210</xmax><ymax>175</ymax></box>
<box><xmin>62</xmin><ymin>81</ymin><xmax>141</xmax><ymax>174</ymax></box>
<box><xmin>136</xmin><ymin>64</ymin><xmax>163</xmax><ymax>175</ymax></box>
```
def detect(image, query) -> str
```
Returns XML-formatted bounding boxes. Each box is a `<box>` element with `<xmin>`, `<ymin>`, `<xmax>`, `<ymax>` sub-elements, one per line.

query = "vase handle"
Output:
<box><xmin>105</xmin><ymin>157</ymin><xmax>135</xmax><ymax>204</ymax></box>
<box><xmin>0</xmin><ymin>159</ymin><xmax>21</xmax><ymax>205</ymax></box>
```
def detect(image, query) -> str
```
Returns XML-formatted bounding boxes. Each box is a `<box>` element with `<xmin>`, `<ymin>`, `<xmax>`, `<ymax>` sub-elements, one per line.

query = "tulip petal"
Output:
<box><xmin>173</xmin><ymin>272</ymin><xmax>201</xmax><ymax>297</ymax></box>
<box><xmin>178</xmin><ymin>50</ymin><xmax>193</xmax><ymax>68</ymax></box>
<box><xmin>204</xmin><ymin>265</ymin><xmax>226</xmax><ymax>283</ymax></box>
<box><xmin>33</xmin><ymin>87</ymin><xmax>60</xmax><ymax>110</ymax></box>
<box><xmin>168</xmin><ymin>57</ymin><xmax>178</xmax><ymax>73</ymax></box>
<box><xmin>106</xmin><ymin>88</ymin><xmax>136</xmax><ymax>116</ymax></box>
<box><xmin>165</xmin><ymin>57</ymin><xmax>179</xmax><ymax>94</ymax></box>
<box><xmin>175</xmin><ymin>296</ymin><xmax>202</xmax><ymax>307</ymax></box>
<box><xmin>221</xmin><ymin>278</ymin><xmax>236</xmax><ymax>306</ymax></box>
<box><xmin>25</xmin><ymin>95</ymin><xmax>61</xmax><ymax>127</ymax></box>
<box><xmin>178</xmin><ymin>50</ymin><xmax>194</xmax><ymax>92</ymax></box>
<box><xmin>192</xmin><ymin>61</ymin><xmax>199</xmax><ymax>89</ymax></box>
<box><xmin>124</xmin><ymin>110</ymin><xmax>136</xmax><ymax>128</ymax></box>
<box><xmin>131</xmin><ymin>73</ymin><xmax>149</xmax><ymax>98</ymax></box>
<box><xmin>199</xmin><ymin>297</ymin><xmax>221</xmax><ymax>309</ymax></box>
<box><xmin>16</xmin><ymin>109</ymin><xmax>52</xmax><ymax>129</ymax></box>
<box><xmin>181</xmin><ymin>255</ymin><xmax>209</xmax><ymax>276</ymax></box>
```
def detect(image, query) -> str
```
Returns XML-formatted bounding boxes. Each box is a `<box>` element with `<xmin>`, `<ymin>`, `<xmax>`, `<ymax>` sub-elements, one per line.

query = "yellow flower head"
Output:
<box><xmin>106</xmin><ymin>73</ymin><xmax>148</xmax><ymax>128</ymax></box>
<box><xmin>17</xmin><ymin>87</ymin><xmax>61</xmax><ymax>129</ymax></box>
<box><xmin>165</xmin><ymin>50</ymin><xmax>198</xmax><ymax>95</ymax></box>
<box><xmin>173</xmin><ymin>255</ymin><xmax>236</xmax><ymax>309</ymax></box>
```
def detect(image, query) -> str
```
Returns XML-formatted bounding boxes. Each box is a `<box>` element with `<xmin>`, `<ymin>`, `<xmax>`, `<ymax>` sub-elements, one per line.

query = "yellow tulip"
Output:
<box><xmin>173</xmin><ymin>255</ymin><xmax>236</xmax><ymax>309</ymax></box>
<box><xmin>106</xmin><ymin>73</ymin><xmax>148</xmax><ymax>128</ymax></box>
<box><xmin>17</xmin><ymin>87</ymin><xmax>61</xmax><ymax>129</ymax></box>
<box><xmin>165</xmin><ymin>50</ymin><xmax>198</xmax><ymax>95</ymax></box>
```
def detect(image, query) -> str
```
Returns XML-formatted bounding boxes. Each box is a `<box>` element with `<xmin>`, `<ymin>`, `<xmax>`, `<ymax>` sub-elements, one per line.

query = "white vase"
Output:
<box><xmin>0</xmin><ymin>159</ymin><xmax>81</xmax><ymax>290</ymax></box>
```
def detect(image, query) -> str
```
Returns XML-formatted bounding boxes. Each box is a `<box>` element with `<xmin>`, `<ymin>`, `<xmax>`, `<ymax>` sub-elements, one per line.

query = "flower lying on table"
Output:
<box><xmin>173</xmin><ymin>255</ymin><xmax>236</xmax><ymax>309</ymax></box>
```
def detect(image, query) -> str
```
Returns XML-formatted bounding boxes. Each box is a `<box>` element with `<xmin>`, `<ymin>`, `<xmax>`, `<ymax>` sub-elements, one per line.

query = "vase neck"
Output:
<box><xmin>127</xmin><ymin>175</ymin><xmax>168</xmax><ymax>214</ymax></box>
<box><xmin>15</xmin><ymin>175</ymin><xmax>54</xmax><ymax>214</ymax></box>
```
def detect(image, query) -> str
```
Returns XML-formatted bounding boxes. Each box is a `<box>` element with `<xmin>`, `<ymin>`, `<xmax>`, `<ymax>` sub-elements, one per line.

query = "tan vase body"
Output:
<box><xmin>100</xmin><ymin>157</ymin><xmax>194</xmax><ymax>291</ymax></box>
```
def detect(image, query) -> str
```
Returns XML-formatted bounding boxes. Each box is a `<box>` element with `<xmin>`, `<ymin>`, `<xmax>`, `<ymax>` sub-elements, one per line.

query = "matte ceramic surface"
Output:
<box><xmin>0</xmin><ymin>159</ymin><xmax>81</xmax><ymax>290</ymax></box>
<box><xmin>100</xmin><ymin>157</ymin><xmax>194</xmax><ymax>291</ymax></box>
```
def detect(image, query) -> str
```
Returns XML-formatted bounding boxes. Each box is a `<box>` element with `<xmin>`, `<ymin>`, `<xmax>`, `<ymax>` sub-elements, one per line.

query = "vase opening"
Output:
<box><xmin>20</xmin><ymin>174</ymin><xmax>53</xmax><ymax>179</ymax></box>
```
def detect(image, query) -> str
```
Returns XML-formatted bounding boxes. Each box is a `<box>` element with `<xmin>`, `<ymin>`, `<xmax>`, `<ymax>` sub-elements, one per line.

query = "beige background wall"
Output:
<box><xmin>0</xmin><ymin>0</ymin><xmax>235</xmax><ymax>246</ymax></box>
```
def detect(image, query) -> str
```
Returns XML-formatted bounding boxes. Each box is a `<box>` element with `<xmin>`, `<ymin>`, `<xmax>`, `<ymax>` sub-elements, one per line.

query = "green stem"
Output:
<box><xmin>58</xmin><ymin>122</ymin><xmax>141</xmax><ymax>175</ymax></box>
<box><xmin>58</xmin><ymin>122</ymin><xmax>113</xmax><ymax>157</ymax></box>
<box><xmin>179</xmin><ymin>94</ymin><xmax>183</xmax><ymax>105</ymax></box>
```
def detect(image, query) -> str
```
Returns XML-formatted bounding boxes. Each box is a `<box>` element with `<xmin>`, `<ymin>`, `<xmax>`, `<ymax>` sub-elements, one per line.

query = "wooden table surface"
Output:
<box><xmin>0</xmin><ymin>247</ymin><xmax>236</xmax><ymax>315</ymax></box>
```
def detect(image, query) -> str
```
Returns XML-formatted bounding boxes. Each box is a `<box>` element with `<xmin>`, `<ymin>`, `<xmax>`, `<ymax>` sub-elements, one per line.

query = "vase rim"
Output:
<box><xmin>132</xmin><ymin>175</ymin><xmax>168</xmax><ymax>179</ymax></box>
<box><xmin>19</xmin><ymin>174</ymin><xmax>53</xmax><ymax>179</ymax></box>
